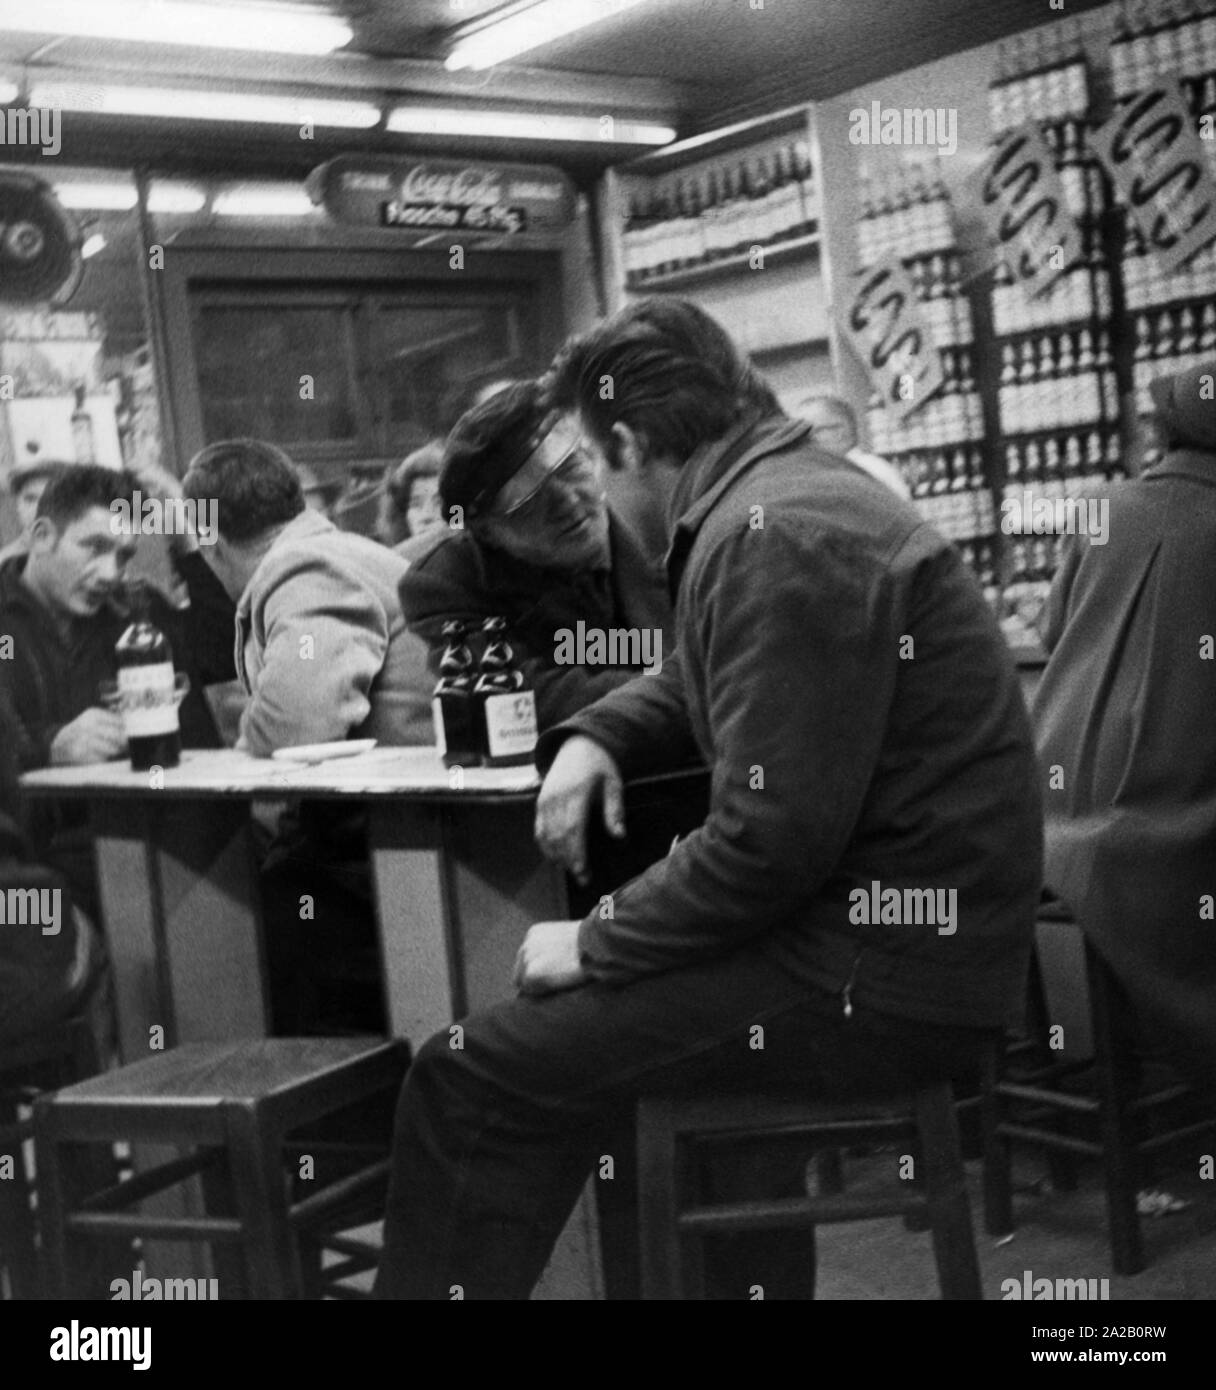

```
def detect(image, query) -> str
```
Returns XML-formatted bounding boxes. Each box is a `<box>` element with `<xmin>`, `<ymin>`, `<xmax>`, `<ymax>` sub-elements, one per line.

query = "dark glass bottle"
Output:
<box><xmin>473</xmin><ymin>618</ymin><xmax>537</xmax><ymax>768</ymax></box>
<box><xmin>114</xmin><ymin>581</ymin><xmax>181</xmax><ymax>771</ymax></box>
<box><xmin>432</xmin><ymin>619</ymin><xmax>478</xmax><ymax>769</ymax></box>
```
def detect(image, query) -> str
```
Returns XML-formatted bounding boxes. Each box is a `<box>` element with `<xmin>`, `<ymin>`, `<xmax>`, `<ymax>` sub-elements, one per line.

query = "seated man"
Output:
<box><xmin>182</xmin><ymin>438</ymin><xmax>434</xmax><ymax>1033</ymax></box>
<box><xmin>400</xmin><ymin>380</ymin><xmax>674</xmax><ymax>729</ymax></box>
<box><xmin>0</xmin><ymin>465</ymin><xmax>230</xmax><ymax>917</ymax></box>
<box><xmin>182</xmin><ymin>438</ymin><xmax>433</xmax><ymax>755</ymax></box>
<box><xmin>1033</xmin><ymin>359</ymin><xmax>1216</xmax><ymax>1096</ymax></box>
<box><xmin>0</xmin><ymin>681</ymin><xmax>106</xmax><ymax>1048</ymax></box>
<box><xmin>375</xmin><ymin>298</ymin><xmax>1042</xmax><ymax>1300</ymax></box>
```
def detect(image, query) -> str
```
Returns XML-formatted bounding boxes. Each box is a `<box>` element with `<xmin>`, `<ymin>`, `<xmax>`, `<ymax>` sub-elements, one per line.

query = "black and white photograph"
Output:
<box><xmin>0</xmin><ymin>0</ymin><xmax>1213</xmax><ymax>1359</ymax></box>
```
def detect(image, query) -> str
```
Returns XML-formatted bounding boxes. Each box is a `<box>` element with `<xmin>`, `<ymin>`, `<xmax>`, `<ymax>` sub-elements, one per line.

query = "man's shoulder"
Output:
<box><xmin>0</xmin><ymin>554</ymin><xmax>30</xmax><ymax>609</ymax></box>
<box><xmin>701</xmin><ymin>444</ymin><xmax>935</xmax><ymax>572</ymax></box>
<box><xmin>262</xmin><ymin>523</ymin><xmax>408</xmax><ymax>588</ymax></box>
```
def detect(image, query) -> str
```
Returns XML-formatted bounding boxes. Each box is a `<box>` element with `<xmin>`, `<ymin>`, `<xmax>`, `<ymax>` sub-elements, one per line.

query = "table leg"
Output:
<box><xmin>90</xmin><ymin>797</ymin><xmax>267</xmax><ymax>1285</ymax></box>
<box><xmin>366</xmin><ymin>799</ymin><xmax>603</xmax><ymax>1300</ymax></box>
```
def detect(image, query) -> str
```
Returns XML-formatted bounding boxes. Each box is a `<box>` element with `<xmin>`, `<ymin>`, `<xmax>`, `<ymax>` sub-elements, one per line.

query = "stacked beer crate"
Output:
<box><xmin>856</xmin><ymin>156</ymin><xmax>999</xmax><ymax>609</ymax></box>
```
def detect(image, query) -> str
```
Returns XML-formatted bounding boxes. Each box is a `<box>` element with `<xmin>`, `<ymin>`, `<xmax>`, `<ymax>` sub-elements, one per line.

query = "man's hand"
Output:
<box><xmin>50</xmin><ymin>708</ymin><xmax>127</xmax><ymax>766</ymax></box>
<box><xmin>513</xmin><ymin>920</ymin><xmax>588</xmax><ymax>996</ymax></box>
<box><xmin>534</xmin><ymin>735</ymin><xmax>625</xmax><ymax>886</ymax></box>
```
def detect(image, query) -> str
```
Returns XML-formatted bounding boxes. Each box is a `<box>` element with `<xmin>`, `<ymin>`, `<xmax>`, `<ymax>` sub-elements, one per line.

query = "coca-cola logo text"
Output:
<box><xmin>400</xmin><ymin>166</ymin><xmax>506</xmax><ymax>208</ymax></box>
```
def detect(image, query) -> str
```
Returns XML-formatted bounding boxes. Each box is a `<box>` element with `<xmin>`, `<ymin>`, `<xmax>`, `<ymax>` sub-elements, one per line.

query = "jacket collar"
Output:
<box><xmin>664</xmin><ymin>412</ymin><xmax>813</xmax><ymax>589</ymax></box>
<box><xmin>236</xmin><ymin>509</ymin><xmax>338</xmax><ymax>620</ymax></box>
<box><xmin>1143</xmin><ymin>446</ymin><xmax>1216</xmax><ymax>490</ymax></box>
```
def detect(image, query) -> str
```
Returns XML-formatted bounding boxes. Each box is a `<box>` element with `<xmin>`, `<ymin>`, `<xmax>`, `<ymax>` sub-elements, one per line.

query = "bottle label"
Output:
<box><xmin>117</xmin><ymin>662</ymin><xmax>179</xmax><ymax>737</ymax></box>
<box><xmin>483</xmin><ymin>690</ymin><xmax>537</xmax><ymax>760</ymax></box>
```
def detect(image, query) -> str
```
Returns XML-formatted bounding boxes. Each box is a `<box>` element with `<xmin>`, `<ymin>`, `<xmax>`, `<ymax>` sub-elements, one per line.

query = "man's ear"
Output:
<box><xmin>610</xmin><ymin>421</ymin><xmax>648</xmax><ymax>473</ymax></box>
<box><xmin>26</xmin><ymin>515</ymin><xmax>58</xmax><ymax>554</ymax></box>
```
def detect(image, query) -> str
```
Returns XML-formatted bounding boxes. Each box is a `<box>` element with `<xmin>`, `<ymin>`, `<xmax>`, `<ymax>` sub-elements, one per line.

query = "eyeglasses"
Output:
<box><xmin>485</xmin><ymin>417</ymin><xmax>590</xmax><ymax>520</ymax></box>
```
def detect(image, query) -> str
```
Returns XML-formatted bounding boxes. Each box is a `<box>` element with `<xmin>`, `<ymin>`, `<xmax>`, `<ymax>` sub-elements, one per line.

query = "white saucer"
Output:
<box><xmin>271</xmin><ymin>739</ymin><xmax>378</xmax><ymax>764</ymax></box>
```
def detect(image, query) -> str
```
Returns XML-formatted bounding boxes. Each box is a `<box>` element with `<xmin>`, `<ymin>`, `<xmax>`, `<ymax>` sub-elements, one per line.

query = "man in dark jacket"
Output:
<box><xmin>0</xmin><ymin>464</ymin><xmax>233</xmax><ymax>914</ymax></box>
<box><xmin>375</xmin><ymin>299</ymin><xmax>1042</xmax><ymax>1300</ymax></box>
<box><xmin>0</xmin><ymin>681</ymin><xmax>106</xmax><ymax>1046</ymax></box>
<box><xmin>400</xmin><ymin>380</ymin><xmax>674</xmax><ymax>730</ymax></box>
<box><xmin>1033</xmin><ymin>359</ymin><xmax>1216</xmax><ymax>1093</ymax></box>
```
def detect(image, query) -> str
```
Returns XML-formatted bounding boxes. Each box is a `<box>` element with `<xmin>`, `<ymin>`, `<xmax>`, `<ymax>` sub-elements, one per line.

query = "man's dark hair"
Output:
<box><xmin>182</xmin><ymin>438</ymin><xmax>305</xmax><ymax>543</ymax></box>
<box><xmin>440</xmin><ymin>379</ymin><xmax>552</xmax><ymax>521</ymax></box>
<box><xmin>549</xmin><ymin>297</ymin><xmax>781</xmax><ymax>464</ymax></box>
<box><xmin>387</xmin><ymin>443</ymin><xmax>443</xmax><ymax>519</ymax></box>
<box><xmin>9</xmin><ymin>459</ymin><xmax>73</xmax><ymax>495</ymax></box>
<box><xmin>35</xmin><ymin>464</ymin><xmax>136</xmax><ymax>532</ymax></box>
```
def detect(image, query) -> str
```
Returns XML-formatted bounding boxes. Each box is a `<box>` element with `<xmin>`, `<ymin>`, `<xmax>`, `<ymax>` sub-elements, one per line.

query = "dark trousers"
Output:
<box><xmin>374</xmin><ymin>945</ymin><xmax>998</xmax><ymax>1300</ymax></box>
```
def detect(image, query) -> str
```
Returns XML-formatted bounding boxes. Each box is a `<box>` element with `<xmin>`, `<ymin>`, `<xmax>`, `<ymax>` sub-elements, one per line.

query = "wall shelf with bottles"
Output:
<box><xmin>635</xmin><ymin>230</ymin><xmax>820</xmax><ymax>292</ymax></box>
<box><xmin>984</xmin><ymin>0</ymin><xmax>1216</xmax><ymax>645</ymax></box>
<box><xmin>611</xmin><ymin>107</ymin><xmax>822</xmax><ymax>303</ymax></box>
<box><xmin>855</xmin><ymin>160</ymin><xmax>997</xmax><ymax>608</ymax></box>
<box><xmin>982</xmin><ymin>17</ymin><xmax>1120</xmax><ymax>649</ymax></box>
<box><xmin>1109</xmin><ymin>0</ymin><xmax>1216</xmax><ymax>413</ymax></box>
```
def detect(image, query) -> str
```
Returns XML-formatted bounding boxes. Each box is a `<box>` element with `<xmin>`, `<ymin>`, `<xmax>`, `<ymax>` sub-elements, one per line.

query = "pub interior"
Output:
<box><xmin>1</xmin><ymin>0</ymin><xmax>1215</xmax><ymax>1321</ymax></box>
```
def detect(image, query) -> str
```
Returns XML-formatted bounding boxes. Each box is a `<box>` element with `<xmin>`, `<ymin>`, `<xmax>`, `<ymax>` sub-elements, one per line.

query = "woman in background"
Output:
<box><xmin>378</xmin><ymin>442</ymin><xmax>446</xmax><ymax>556</ymax></box>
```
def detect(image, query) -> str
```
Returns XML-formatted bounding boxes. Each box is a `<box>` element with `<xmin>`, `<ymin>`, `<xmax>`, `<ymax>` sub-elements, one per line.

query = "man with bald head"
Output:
<box><xmin>798</xmin><ymin>393</ymin><xmax>911</xmax><ymax>500</ymax></box>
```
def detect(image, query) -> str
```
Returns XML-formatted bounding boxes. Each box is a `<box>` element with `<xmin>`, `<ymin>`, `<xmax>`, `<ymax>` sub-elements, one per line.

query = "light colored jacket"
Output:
<box><xmin>235</xmin><ymin>510</ymin><xmax>433</xmax><ymax>755</ymax></box>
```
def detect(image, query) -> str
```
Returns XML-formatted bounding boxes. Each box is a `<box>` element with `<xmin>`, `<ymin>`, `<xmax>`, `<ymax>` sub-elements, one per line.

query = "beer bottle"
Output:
<box><xmin>432</xmin><ymin>619</ymin><xmax>478</xmax><ymax>769</ymax></box>
<box><xmin>114</xmin><ymin>580</ymin><xmax>181</xmax><ymax>771</ymax></box>
<box><xmin>473</xmin><ymin>617</ymin><xmax>537</xmax><ymax>768</ymax></box>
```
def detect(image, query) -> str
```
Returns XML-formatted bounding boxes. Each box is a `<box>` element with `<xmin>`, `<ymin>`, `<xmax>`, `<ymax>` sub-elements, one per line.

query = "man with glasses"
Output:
<box><xmin>400</xmin><ymin>379</ymin><xmax>673</xmax><ymax>728</ymax></box>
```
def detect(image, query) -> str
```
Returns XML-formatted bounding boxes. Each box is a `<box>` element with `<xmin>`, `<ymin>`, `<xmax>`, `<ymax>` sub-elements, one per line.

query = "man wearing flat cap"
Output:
<box><xmin>400</xmin><ymin>379</ymin><xmax>674</xmax><ymax>729</ymax></box>
<box><xmin>1034</xmin><ymin>358</ymin><xmax>1216</xmax><ymax>1094</ymax></box>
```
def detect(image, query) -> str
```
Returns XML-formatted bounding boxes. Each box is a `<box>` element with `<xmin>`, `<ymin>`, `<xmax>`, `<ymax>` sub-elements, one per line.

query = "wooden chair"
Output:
<box><xmin>34</xmin><ymin>1037</ymin><xmax>409</xmax><ymax>1300</ymax></box>
<box><xmin>0</xmin><ymin>1015</ymin><xmax>105</xmax><ymax>1300</ymax></box>
<box><xmin>636</xmin><ymin>1080</ymin><xmax>982</xmax><ymax>1300</ymax></box>
<box><xmin>981</xmin><ymin>911</ymin><xmax>1216</xmax><ymax>1275</ymax></box>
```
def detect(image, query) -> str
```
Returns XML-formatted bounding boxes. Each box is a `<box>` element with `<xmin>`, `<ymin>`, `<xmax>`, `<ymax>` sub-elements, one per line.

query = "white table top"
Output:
<box><xmin>20</xmin><ymin>745</ymin><xmax>542</xmax><ymax>802</ymax></box>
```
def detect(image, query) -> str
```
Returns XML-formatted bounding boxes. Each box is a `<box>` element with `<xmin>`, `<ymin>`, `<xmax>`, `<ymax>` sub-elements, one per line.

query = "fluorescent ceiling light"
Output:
<box><xmin>52</xmin><ymin>179</ymin><xmax>209</xmax><ymax>212</ymax></box>
<box><xmin>82</xmin><ymin>232</ymin><xmax>107</xmax><ymax>259</ymax></box>
<box><xmin>387</xmin><ymin>106</ymin><xmax>674</xmax><ymax>145</ymax></box>
<box><xmin>29</xmin><ymin>83</ymin><xmax>380</xmax><ymax>129</ymax></box>
<box><xmin>0</xmin><ymin>80</ymin><xmax>19</xmax><ymax>104</ymax></box>
<box><xmin>55</xmin><ymin>181</ymin><xmax>137</xmax><ymax>210</ymax></box>
<box><xmin>0</xmin><ymin>1</ymin><xmax>352</xmax><ymax>55</ymax></box>
<box><xmin>148</xmin><ymin>181</ymin><xmax>207</xmax><ymax>214</ymax></box>
<box><xmin>212</xmin><ymin>183</ymin><xmax>315</xmax><ymax>217</ymax></box>
<box><xmin>446</xmin><ymin>0</ymin><xmax>653</xmax><ymax>71</ymax></box>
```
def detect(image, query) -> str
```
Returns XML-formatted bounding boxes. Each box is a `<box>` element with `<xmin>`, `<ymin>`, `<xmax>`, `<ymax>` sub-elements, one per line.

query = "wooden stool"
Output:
<box><xmin>637</xmin><ymin>1080</ymin><xmax>981</xmax><ymax>1300</ymax></box>
<box><xmin>1</xmin><ymin>1016</ymin><xmax>104</xmax><ymax>1300</ymax></box>
<box><xmin>34</xmin><ymin>1037</ymin><xmax>409</xmax><ymax>1300</ymax></box>
<box><xmin>981</xmin><ymin>915</ymin><xmax>1216</xmax><ymax>1275</ymax></box>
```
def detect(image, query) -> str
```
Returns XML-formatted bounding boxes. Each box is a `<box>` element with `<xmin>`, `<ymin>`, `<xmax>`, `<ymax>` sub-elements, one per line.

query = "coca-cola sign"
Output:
<box><xmin>308</xmin><ymin>155</ymin><xmax>576</xmax><ymax>235</ymax></box>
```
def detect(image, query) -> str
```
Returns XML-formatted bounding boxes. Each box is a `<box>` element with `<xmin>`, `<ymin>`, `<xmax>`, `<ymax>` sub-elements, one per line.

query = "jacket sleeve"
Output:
<box><xmin>238</xmin><ymin>562</ymin><xmax>389</xmax><ymax>757</ymax></box>
<box><xmin>567</xmin><ymin>521</ymin><xmax>902</xmax><ymax>984</ymax></box>
<box><xmin>401</xmin><ymin>538</ymin><xmax>647</xmax><ymax>729</ymax></box>
<box><xmin>536</xmin><ymin>649</ymin><xmax>700</xmax><ymax>777</ymax></box>
<box><xmin>172</xmin><ymin>549</ymin><xmax>237</xmax><ymax>685</ymax></box>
